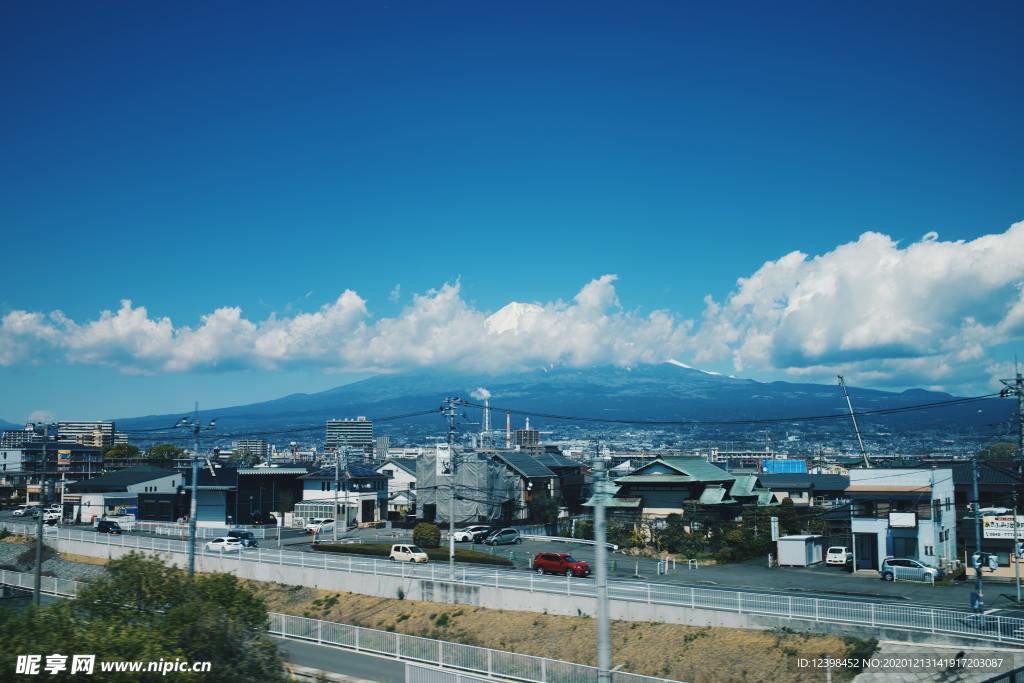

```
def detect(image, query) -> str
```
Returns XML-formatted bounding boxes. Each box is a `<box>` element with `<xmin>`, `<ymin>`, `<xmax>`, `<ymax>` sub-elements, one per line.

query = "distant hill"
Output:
<box><xmin>116</xmin><ymin>363</ymin><xmax>1013</xmax><ymax>440</ymax></box>
<box><xmin>0</xmin><ymin>419</ymin><xmax>21</xmax><ymax>431</ymax></box>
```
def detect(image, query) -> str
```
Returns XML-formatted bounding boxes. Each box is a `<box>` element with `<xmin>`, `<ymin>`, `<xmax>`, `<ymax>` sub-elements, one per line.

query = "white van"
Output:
<box><xmin>826</xmin><ymin>546</ymin><xmax>852</xmax><ymax>567</ymax></box>
<box><xmin>390</xmin><ymin>544</ymin><xmax>428</xmax><ymax>563</ymax></box>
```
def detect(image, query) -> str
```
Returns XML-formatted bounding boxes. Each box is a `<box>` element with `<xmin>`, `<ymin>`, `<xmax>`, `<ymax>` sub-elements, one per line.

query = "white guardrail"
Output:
<box><xmin>5</xmin><ymin>521</ymin><xmax>1024</xmax><ymax>646</ymax></box>
<box><xmin>521</xmin><ymin>535</ymin><xmax>618</xmax><ymax>551</ymax></box>
<box><xmin>0</xmin><ymin>568</ymin><xmax>681</xmax><ymax>683</ymax></box>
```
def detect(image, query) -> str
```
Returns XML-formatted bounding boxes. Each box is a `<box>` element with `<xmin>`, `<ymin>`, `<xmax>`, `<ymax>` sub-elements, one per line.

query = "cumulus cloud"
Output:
<box><xmin>0</xmin><ymin>277</ymin><xmax>691</xmax><ymax>375</ymax></box>
<box><xmin>2</xmin><ymin>221</ymin><xmax>1022</xmax><ymax>392</ymax></box>
<box><xmin>690</xmin><ymin>220</ymin><xmax>1024</xmax><ymax>390</ymax></box>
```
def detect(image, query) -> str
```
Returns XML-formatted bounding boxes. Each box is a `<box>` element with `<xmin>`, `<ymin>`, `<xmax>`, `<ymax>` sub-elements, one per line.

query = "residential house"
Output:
<box><xmin>297</xmin><ymin>463</ymin><xmax>388</xmax><ymax>526</ymax></box>
<box><xmin>758</xmin><ymin>473</ymin><xmax>850</xmax><ymax>507</ymax></box>
<box><xmin>847</xmin><ymin>468</ymin><xmax>956</xmax><ymax>571</ymax></box>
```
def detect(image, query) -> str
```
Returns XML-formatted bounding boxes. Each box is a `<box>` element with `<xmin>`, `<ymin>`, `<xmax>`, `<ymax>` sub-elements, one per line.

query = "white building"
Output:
<box><xmin>325</xmin><ymin>417</ymin><xmax>373</xmax><ymax>455</ymax></box>
<box><xmin>296</xmin><ymin>463</ymin><xmax>388</xmax><ymax>527</ymax></box>
<box><xmin>847</xmin><ymin>468</ymin><xmax>956</xmax><ymax>570</ymax></box>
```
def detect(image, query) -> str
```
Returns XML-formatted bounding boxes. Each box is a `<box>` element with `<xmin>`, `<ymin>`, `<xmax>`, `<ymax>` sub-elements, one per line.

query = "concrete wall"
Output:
<box><xmin>47</xmin><ymin>536</ymin><xmax>1012</xmax><ymax>650</ymax></box>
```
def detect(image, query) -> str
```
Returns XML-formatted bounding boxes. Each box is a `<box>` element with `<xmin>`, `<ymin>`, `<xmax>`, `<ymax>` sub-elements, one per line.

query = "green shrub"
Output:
<box><xmin>413</xmin><ymin>523</ymin><xmax>441</xmax><ymax>548</ymax></box>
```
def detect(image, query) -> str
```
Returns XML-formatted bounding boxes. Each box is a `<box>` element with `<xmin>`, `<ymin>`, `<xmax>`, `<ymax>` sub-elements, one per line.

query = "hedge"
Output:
<box><xmin>312</xmin><ymin>543</ymin><xmax>514</xmax><ymax>567</ymax></box>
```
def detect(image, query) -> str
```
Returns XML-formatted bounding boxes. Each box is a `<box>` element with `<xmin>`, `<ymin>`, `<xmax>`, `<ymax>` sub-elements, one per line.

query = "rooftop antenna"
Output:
<box><xmin>838</xmin><ymin>375</ymin><xmax>869</xmax><ymax>467</ymax></box>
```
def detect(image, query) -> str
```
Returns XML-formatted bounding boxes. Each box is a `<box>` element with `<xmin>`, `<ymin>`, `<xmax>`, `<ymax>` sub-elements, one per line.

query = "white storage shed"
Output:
<box><xmin>776</xmin><ymin>534</ymin><xmax>825</xmax><ymax>566</ymax></box>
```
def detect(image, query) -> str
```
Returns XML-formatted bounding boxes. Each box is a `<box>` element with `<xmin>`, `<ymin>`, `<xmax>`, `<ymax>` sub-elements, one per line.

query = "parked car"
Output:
<box><xmin>250</xmin><ymin>513</ymin><xmax>278</xmax><ymax>526</ymax></box>
<box><xmin>471</xmin><ymin>526</ymin><xmax>496</xmax><ymax>544</ymax></box>
<box><xmin>390</xmin><ymin>544</ymin><xmax>429</xmax><ymax>563</ymax></box>
<box><xmin>205</xmin><ymin>537</ymin><xmax>242</xmax><ymax>552</ymax></box>
<box><xmin>304</xmin><ymin>518</ymin><xmax>335</xmax><ymax>534</ymax></box>
<box><xmin>96</xmin><ymin>520</ymin><xmax>122</xmax><ymax>535</ymax></box>
<box><xmin>42</xmin><ymin>512</ymin><xmax>61</xmax><ymax>525</ymax></box>
<box><xmin>533</xmin><ymin>552</ymin><xmax>591</xmax><ymax>577</ymax></box>
<box><xmin>879</xmin><ymin>557</ymin><xmax>943</xmax><ymax>582</ymax></box>
<box><xmin>11</xmin><ymin>505</ymin><xmax>35</xmax><ymax>517</ymax></box>
<box><xmin>825</xmin><ymin>546</ymin><xmax>852</xmax><ymax>567</ymax></box>
<box><xmin>452</xmin><ymin>525</ymin><xmax>492</xmax><ymax>543</ymax></box>
<box><xmin>485</xmin><ymin>528</ymin><xmax>522</xmax><ymax>546</ymax></box>
<box><xmin>227</xmin><ymin>529</ymin><xmax>258</xmax><ymax>547</ymax></box>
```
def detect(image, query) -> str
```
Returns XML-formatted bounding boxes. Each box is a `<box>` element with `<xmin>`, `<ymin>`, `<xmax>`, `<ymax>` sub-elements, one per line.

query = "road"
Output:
<box><xmin>8</xmin><ymin>512</ymin><xmax>1023</xmax><ymax>619</ymax></box>
<box><xmin>273</xmin><ymin>637</ymin><xmax>405</xmax><ymax>683</ymax></box>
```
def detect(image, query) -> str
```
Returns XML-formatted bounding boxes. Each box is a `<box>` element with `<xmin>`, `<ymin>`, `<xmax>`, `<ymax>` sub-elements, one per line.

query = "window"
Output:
<box><xmin>409</xmin><ymin>483</ymin><xmax>415</xmax><ymax>490</ymax></box>
<box><xmin>384</xmin><ymin>469</ymin><xmax>394</xmax><ymax>478</ymax></box>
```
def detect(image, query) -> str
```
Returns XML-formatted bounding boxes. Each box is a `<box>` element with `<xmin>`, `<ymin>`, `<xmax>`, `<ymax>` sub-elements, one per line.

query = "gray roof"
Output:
<box><xmin>533</xmin><ymin>452</ymin><xmax>580</xmax><ymax>469</ymax></box>
<box><xmin>379</xmin><ymin>459</ymin><xmax>417</xmax><ymax>476</ymax></box>
<box><xmin>65</xmin><ymin>467</ymin><xmax>176</xmax><ymax>492</ymax></box>
<box><xmin>758</xmin><ymin>474</ymin><xmax>849</xmax><ymax>491</ymax></box>
<box><xmin>300</xmin><ymin>463</ymin><xmax>386</xmax><ymax>480</ymax></box>
<box><xmin>632</xmin><ymin>457</ymin><xmax>734</xmax><ymax>483</ymax></box>
<box><xmin>491</xmin><ymin>451</ymin><xmax>556</xmax><ymax>479</ymax></box>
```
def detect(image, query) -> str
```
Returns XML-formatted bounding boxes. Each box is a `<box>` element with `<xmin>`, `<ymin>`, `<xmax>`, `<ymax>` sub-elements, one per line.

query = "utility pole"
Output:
<box><xmin>443</xmin><ymin>398</ymin><xmax>460</xmax><ymax>579</ymax></box>
<box><xmin>177</xmin><ymin>405</ymin><xmax>215</xmax><ymax>578</ymax></box>
<box><xmin>837</xmin><ymin>376</ymin><xmax>869</xmax><ymax>467</ymax></box>
<box><xmin>1014</xmin><ymin>490</ymin><xmax>1021</xmax><ymax>604</ymax></box>
<box><xmin>999</xmin><ymin>368</ymin><xmax>1024</xmax><ymax>475</ymax></box>
<box><xmin>972</xmin><ymin>456</ymin><xmax>985</xmax><ymax>617</ymax></box>
<box><xmin>32</xmin><ymin>423</ymin><xmax>51</xmax><ymax>607</ymax></box>
<box><xmin>332</xmin><ymin>437</ymin><xmax>350</xmax><ymax>541</ymax></box>
<box><xmin>592</xmin><ymin>442</ymin><xmax>612</xmax><ymax>683</ymax></box>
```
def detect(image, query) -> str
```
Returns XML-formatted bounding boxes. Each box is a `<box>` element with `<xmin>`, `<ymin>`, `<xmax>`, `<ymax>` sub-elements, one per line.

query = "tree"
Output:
<box><xmin>146</xmin><ymin>443</ymin><xmax>186</xmax><ymax>460</ymax></box>
<box><xmin>527</xmin><ymin>491</ymin><xmax>560</xmax><ymax>524</ymax></box>
<box><xmin>412</xmin><ymin>522</ymin><xmax>441</xmax><ymax>548</ymax></box>
<box><xmin>977</xmin><ymin>442</ymin><xmax>1019</xmax><ymax>462</ymax></box>
<box><xmin>0</xmin><ymin>553</ymin><xmax>286</xmax><ymax>681</ymax></box>
<box><xmin>103</xmin><ymin>443</ymin><xmax>141</xmax><ymax>459</ymax></box>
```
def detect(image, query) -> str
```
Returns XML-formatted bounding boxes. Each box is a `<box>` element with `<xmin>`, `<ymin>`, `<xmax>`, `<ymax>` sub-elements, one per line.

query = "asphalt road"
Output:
<box><xmin>273</xmin><ymin>637</ymin><xmax>405</xmax><ymax>683</ymax></box>
<box><xmin>9</xmin><ymin>512</ymin><xmax>1022</xmax><ymax>618</ymax></box>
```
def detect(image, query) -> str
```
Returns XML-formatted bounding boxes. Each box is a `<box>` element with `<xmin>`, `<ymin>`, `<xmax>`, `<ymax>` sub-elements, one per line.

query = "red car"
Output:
<box><xmin>533</xmin><ymin>552</ymin><xmax>591</xmax><ymax>577</ymax></box>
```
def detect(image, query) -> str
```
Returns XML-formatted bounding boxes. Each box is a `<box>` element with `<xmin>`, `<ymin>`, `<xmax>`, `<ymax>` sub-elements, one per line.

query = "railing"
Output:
<box><xmin>269</xmin><ymin>612</ymin><xmax>680</xmax><ymax>683</ymax></box>
<box><xmin>0</xmin><ymin>569</ymin><xmax>682</xmax><ymax>683</ymax></box>
<box><xmin>520</xmin><ymin>535</ymin><xmax>618</xmax><ymax>551</ymax></box>
<box><xmin>6</xmin><ymin>521</ymin><xmax>1024</xmax><ymax>647</ymax></box>
<box><xmin>129</xmin><ymin>521</ymin><xmax>275</xmax><ymax>539</ymax></box>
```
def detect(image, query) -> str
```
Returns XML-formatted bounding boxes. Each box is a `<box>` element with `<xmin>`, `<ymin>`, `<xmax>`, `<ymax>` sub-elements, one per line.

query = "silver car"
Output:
<box><xmin>879</xmin><ymin>557</ymin><xmax>943</xmax><ymax>581</ymax></box>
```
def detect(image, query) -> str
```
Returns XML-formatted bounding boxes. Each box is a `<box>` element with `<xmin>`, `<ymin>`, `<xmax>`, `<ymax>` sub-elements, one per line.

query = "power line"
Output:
<box><xmin>461</xmin><ymin>393</ymin><xmax>1003</xmax><ymax>427</ymax></box>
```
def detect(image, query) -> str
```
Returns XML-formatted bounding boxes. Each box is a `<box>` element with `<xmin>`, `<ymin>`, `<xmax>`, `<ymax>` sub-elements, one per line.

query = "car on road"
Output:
<box><xmin>42</xmin><ymin>512</ymin><xmax>61</xmax><ymax>525</ymax></box>
<box><xmin>96</xmin><ymin>520</ymin><xmax>123</xmax><ymax>534</ymax></box>
<box><xmin>471</xmin><ymin>526</ymin><xmax>496</xmax><ymax>543</ymax></box>
<box><xmin>452</xmin><ymin>525</ymin><xmax>492</xmax><ymax>543</ymax></box>
<box><xmin>485</xmin><ymin>528</ymin><xmax>522</xmax><ymax>546</ymax></box>
<box><xmin>227</xmin><ymin>529</ymin><xmax>258</xmax><ymax>547</ymax></box>
<box><xmin>205</xmin><ymin>537</ymin><xmax>242</xmax><ymax>552</ymax></box>
<box><xmin>390</xmin><ymin>544</ymin><xmax>428</xmax><ymax>563</ymax></box>
<box><xmin>825</xmin><ymin>546</ymin><xmax>852</xmax><ymax>567</ymax></box>
<box><xmin>12</xmin><ymin>505</ymin><xmax>36</xmax><ymax>517</ymax></box>
<box><xmin>879</xmin><ymin>557</ymin><xmax>943</xmax><ymax>582</ymax></box>
<box><xmin>533</xmin><ymin>552</ymin><xmax>591</xmax><ymax>577</ymax></box>
<box><xmin>304</xmin><ymin>518</ymin><xmax>335</xmax><ymax>534</ymax></box>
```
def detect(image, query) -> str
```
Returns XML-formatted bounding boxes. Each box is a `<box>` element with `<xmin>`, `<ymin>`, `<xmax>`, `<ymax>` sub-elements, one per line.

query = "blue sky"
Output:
<box><xmin>1</xmin><ymin>1</ymin><xmax>1022</xmax><ymax>421</ymax></box>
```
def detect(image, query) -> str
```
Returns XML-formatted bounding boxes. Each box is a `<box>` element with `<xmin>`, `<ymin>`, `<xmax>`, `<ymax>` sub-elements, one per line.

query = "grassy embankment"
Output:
<box><xmin>255</xmin><ymin>580</ymin><xmax>876</xmax><ymax>683</ymax></box>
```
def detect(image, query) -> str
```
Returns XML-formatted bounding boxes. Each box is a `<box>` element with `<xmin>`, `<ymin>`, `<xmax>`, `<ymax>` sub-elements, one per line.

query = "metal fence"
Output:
<box><xmin>0</xmin><ymin>568</ymin><xmax>82</xmax><ymax>597</ymax></box>
<box><xmin>269</xmin><ymin>612</ymin><xmax>680</xmax><ymax>683</ymax></box>
<box><xmin>6</xmin><ymin>521</ymin><xmax>1024</xmax><ymax>647</ymax></box>
<box><xmin>0</xmin><ymin>569</ymin><xmax>680</xmax><ymax>683</ymax></box>
<box><xmin>406</xmin><ymin>662</ymin><xmax>495</xmax><ymax>683</ymax></box>
<box><xmin>130</xmin><ymin>521</ymin><xmax>275</xmax><ymax>539</ymax></box>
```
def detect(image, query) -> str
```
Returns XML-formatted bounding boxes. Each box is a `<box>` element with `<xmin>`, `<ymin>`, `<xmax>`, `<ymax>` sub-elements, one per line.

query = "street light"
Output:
<box><xmin>177</xmin><ymin>407</ymin><xmax>216</xmax><ymax>578</ymax></box>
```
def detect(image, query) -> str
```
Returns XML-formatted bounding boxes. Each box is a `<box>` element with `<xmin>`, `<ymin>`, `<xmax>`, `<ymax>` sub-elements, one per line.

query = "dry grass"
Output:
<box><xmin>252</xmin><ymin>581</ymin><xmax>869</xmax><ymax>682</ymax></box>
<box><xmin>1</xmin><ymin>534</ymin><xmax>32</xmax><ymax>545</ymax></box>
<box><xmin>59</xmin><ymin>553</ymin><xmax>108</xmax><ymax>566</ymax></box>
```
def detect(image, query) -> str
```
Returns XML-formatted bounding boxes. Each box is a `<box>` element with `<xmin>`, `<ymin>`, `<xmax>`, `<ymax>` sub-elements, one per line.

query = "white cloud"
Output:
<box><xmin>0</xmin><ymin>277</ymin><xmax>691</xmax><ymax>375</ymax></box>
<box><xmin>388</xmin><ymin>284</ymin><xmax>401</xmax><ymax>302</ymax></box>
<box><xmin>690</xmin><ymin>221</ymin><xmax>1024</xmax><ymax>391</ymax></box>
<box><xmin>2</xmin><ymin>220</ymin><xmax>1022</xmax><ymax>392</ymax></box>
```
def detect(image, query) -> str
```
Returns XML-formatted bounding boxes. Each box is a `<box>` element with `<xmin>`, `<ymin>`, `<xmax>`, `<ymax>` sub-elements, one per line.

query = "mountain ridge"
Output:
<box><xmin>113</xmin><ymin>363</ymin><xmax>1011</xmax><ymax>437</ymax></box>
